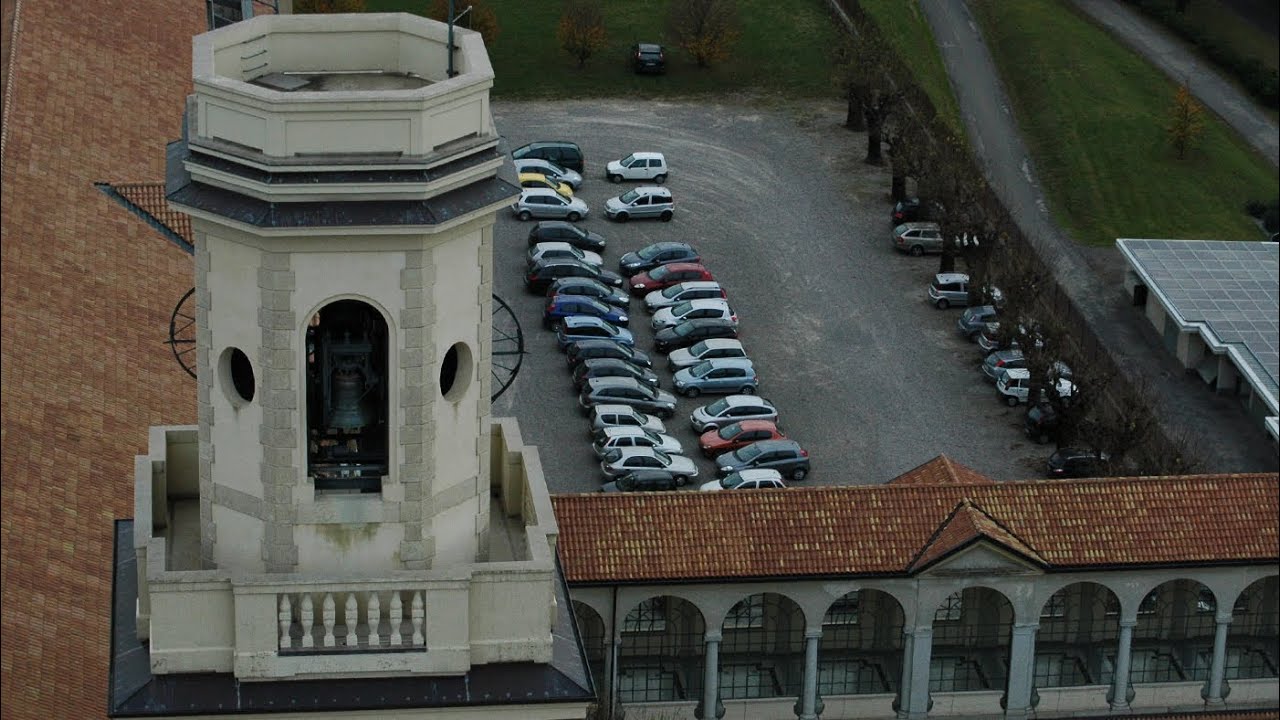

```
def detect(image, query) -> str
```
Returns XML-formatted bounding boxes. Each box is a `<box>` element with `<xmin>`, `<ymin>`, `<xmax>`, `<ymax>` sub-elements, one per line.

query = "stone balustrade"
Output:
<box><xmin>278</xmin><ymin>589</ymin><xmax>427</xmax><ymax>652</ymax></box>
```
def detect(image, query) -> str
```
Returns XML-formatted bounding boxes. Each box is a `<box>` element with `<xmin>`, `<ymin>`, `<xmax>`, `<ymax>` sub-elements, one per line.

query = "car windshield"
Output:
<box><xmin>660</xmin><ymin>284</ymin><xmax>685</xmax><ymax>299</ymax></box>
<box><xmin>604</xmin><ymin>449</ymin><xmax>622</xmax><ymax>463</ymax></box>
<box><xmin>687</xmin><ymin>340</ymin><xmax>709</xmax><ymax>355</ymax></box>
<box><xmin>615</xmin><ymin>476</ymin><xmax>638</xmax><ymax>491</ymax></box>
<box><xmin>619</xmin><ymin>189</ymin><xmax>641</xmax><ymax>204</ymax></box>
<box><xmin>637</xmin><ymin>244</ymin><xmax>665</xmax><ymax>260</ymax></box>
<box><xmin>649</xmin><ymin>265</ymin><xmax>672</xmax><ymax>281</ymax></box>
<box><xmin>716</xmin><ymin>422</ymin><xmax>743</xmax><ymax>440</ymax></box>
<box><xmin>719</xmin><ymin>474</ymin><xmax>743</xmax><ymax>489</ymax></box>
<box><xmin>672</xmin><ymin>301</ymin><xmax>694</xmax><ymax>316</ymax></box>
<box><xmin>705</xmin><ymin>398</ymin><xmax>729</xmax><ymax>416</ymax></box>
<box><xmin>621</xmin><ymin>154</ymin><xmax>637</xmax><ymax>165</ymax></box>
<box><xmin>652</xmin><ymin>450</ymin><xmax>671</xmax><ymax>465</ymax></box>
<box><xmin>584</xmin><ymin>297</ymin><xmax>607</xmax><ymax>312</ymax></box>
<box><xmin>690</xmin><ymin>361</ymin><xmax>714</xmax><ymax>378</ymax></box>
<box><xmin>733</xmin><ymin>444</ymin><xmax>764</xmax><ymax>462</ymax></box>
<box><xmin>546</xmin><ymin>161</ymin><xmax>568</xmax><ymax>175</ymax></box>
<box><xmin>641</xmin><ymin>429</ymin><xmax>660</xmax><ymax>443</ymax></box>
<box><xmin>673</xmin><ymin>322</ymin><xmax>697</xmax><ymax>337</ymax></box>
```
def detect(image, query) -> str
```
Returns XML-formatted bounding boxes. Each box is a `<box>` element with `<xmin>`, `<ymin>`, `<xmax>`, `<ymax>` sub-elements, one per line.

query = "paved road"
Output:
<box><xmin>1073</xmin><ymin>0</ymin><xmax>1279</xmax><ymax>169</ymax></box>
<box><xmin>920</xmin><ymin>1</ymin><xmax>1278</xmax><ymax>472</ymax></box>
<box><xmin>490</xmin><ymin>99</ymin><xmax>1056</xmax><ymax>495</ymax></box>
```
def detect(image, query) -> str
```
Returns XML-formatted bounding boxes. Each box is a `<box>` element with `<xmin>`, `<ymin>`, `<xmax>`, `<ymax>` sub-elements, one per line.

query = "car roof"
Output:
<box><xmin>695</xmin><ymin>338</ymin><xmax>744</xmax><ymax>351</ymax></box>
<box><xmin>673</xmin><ymin>318</ymin><xmax>735</xmax><ymax>329</ymax></box>
<box><xmin>900</xmin><ymin>221</ymin><xmax>941</xmax><ymax>230</ymax></box>
<box><xmin>581</xmin><ymin>358</ymin><xmax>634</xmax><ymax>370</ymax></box>
<box><xmin>602</xmin><ymin>426</ymin><xmax>656</xmax><ymax>439</ymax></box>
<box><xmin>626</xmin><ymin>151</ymin><xmax>665</xmax><ymax>160</ymax></box>
<box><xmin>747</xmin><ymin>439</ymin><xmax>801</xmax><ymax>452</ymax></box>
<box><xmin>723</xmin><ymin>395</ymin><xmax>775</xmax><ymax>408</ymax></box>
<box><xmin>610</xmin><ymin>446</ymin><xmax>667</xmax><ymax>460</ymax></box>
<box><xmin>563</xmin><ymin>315</ymin><xmax>611</xmax><ymax>329</ymax></box>
<box><xmin>592</xmin><ymin>403</ymin><xmax>640</xmax><ymax>416</ymax></box>
<box><xmin>519</xmin><ymin>172</ymin><xmax>553</xmax><ymax>182</ymax></box>
<box><xmin>668</xmin><ymin>280</ymin><xmax>721</xmax><ymax>291</ymax></box>
<box><xmin>723</xmin><ymin>419</ymin><xmax>779</xmax><ymax>432</ymax></box>
<box><xmin>571</xmin><ymin>339</ymin><xmax>626</xmax><ymax>351</ymax></box>
<box><xmin>587</xmin><ymin>376</ymin><xmax>645</xmax><ymax>390</ymax></box>
<box><xmin>635</xmin><ymin>43</ymin><xmax>663</xmax><ymax>52</ymax></box>
<box><xmin>533</xmin><ymin>258</ymin><xmax>593</xmax><ymax>270</ymax></box>
<box><xmin>620</xmin><ymin>469</ymin><xmax>675</xmax><ymax>481</ymax></box>
<box><xmin>552</xmin><ymin>294</ymin><xmax>604</xmax><ymax>308</ymax></box>
<box><xmin>1003</xmin><ymin>368</ymin><xmax>1032</xmax><ymax>380</ymax></box>
<box><xmin>640</xmin><ymin>241</ymin><xmax>690</xmax><ymax>251</ymax></box>
<box><xmin>689</xmin><ymin>357</ymin><xmax>753</xmax><ymax>370</ymax></box>
<box><xmin>934</xmin><ymin>272</ymin><xmax>969</xmax><ymax>283</ymax></box>
<box><xmin>521</xmin><ymin>187</ymin><xmax>563</xmax><ymax>199</ymax></box>
<box><xmin>533</xmin><ymin>241</ymin><xmax>577</xmax><ymax>251</ymax></box>
<box><xmin>535</xmin><ymin>220</ymin><xmax>576</xmax><ymax>230</ymax></box>
<box><xmin>518</xmin><ymin>141</ymin><xmax>580</xmax><ymax>150</ymax></box>
<box><xmin>731</xmin><ymin>468</ymin><xmax>784</xmax><ymax>482</ymax></box>
<box><xmin>652</xmin><ymin>262</ymin><xmax>706</xmax><ymax>274</ymax></box>
<box><xmin>634</xmin><ymin>186</ymin><xmax>672</xmax><ymax>197</ymax></box>
<box><xmin>669</xmin><ymin>298</ymin><xmax>731</xmax><ymax>311</ymax></box>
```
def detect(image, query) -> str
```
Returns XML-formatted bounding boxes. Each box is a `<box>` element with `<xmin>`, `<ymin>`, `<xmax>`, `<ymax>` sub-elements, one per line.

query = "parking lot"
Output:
<box><xmin>490</xmin><ymin>98</ymin><xmax>1048</xmax><ymax>495</ymax></box>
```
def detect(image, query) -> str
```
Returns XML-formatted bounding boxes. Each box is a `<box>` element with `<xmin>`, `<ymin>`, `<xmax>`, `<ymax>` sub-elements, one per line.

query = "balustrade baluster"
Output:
<box><xmin>366</xmin><ymin>592</ymin><xmax>381</xmax><ymax>648</ymax></box>
<box><xmin>343</xmin><ymin>593</ymin><xmax>358</xmax><ymax>647</ymax></box>
<box><xmin>322</xmin><ymin>593</ymin><xmax>336</xmax><ymax>647</ymax></box>
<box><xmin>278</xmin><ymin>595</ymin><xmax>292</xmax><ymax>650</ymax></box>
<box><xmin>390</xmin><ymin>592</ymin><xmax>403</xmax><ymax>646</ymax></box>
<box><xmin>300</xmin><ymin>594</ymin><xmax>315</xmax><ymax>648</ymax></box>
<box><xmin>411</xmin><ymin>591</ymin><xmax>425</xmax><ymax>646</ymax></box>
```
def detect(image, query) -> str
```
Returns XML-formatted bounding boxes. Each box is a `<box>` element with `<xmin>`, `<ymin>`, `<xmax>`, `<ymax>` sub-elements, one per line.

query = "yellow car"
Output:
<box><xmin>518</xmin><ymin>172</ymin><xmax>574</xmax><ymax>199</ymax></box>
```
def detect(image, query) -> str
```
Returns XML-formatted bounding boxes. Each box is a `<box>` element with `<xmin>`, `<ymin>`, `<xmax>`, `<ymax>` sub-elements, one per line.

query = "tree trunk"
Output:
<box><xmin>864</xmin><ymin>108</ymin><xmax>884</xmax><ymax>165</ymax></box>
<box><xmin>890</xmin><ymin>174</ymin><xmax>906</xmax><ymax>202</ymax></box>
<box><xmin>845</xmin><ymin>96</ymin><xmax>865</xmax><ymax>131</ymax></box>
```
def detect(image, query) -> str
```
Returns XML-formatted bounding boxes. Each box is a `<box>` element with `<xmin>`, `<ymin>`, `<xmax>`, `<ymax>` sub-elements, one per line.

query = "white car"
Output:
<box><xmin>592</xmin><ymin>427</ymin><xmax>684</xmax><ymax>459</ymax></box>
<box><xmin>644</xmin><ymin>281</ymin><xmax>726</xmax><ymax>313</ymax></box>
<box><xmin>996</xmin><ymin>368</ymin><xmax>1077</xmax><ymax>407</ymax></box>
<box><xmin>606</xmin><ymin>151</ymin><xmax>668</xmax><ymax>183</ymax></box>
<box><xmin>527</xmin><ymin>242</ymin><xmax>603</xmax><ymax>269</ymax></box>
<box><xmin>667</xmin><ymin>338</ymin><xmax>748</xmax><ymax>371</ymax></box>
<box><xmin>651</xmin><ymin>299</ymin><xmax>737</xmax><ymax>331</ymax></box>
<box><xmin>700</xmin><ymin>468</ymin><xmax>786</xmax><ymax>492</ymax></box>
<box><xmin>599</xmin><ymin>447</ymin><xmax>699</xmax><ymax>484</ymax></box>
<box><xmin>588</xmin><ymin>404</ymin><xmax>667</xmax><ymax>437</ymax></box>
<box><xmin>514</xmin><ymin>157</ymin><xmax>583</xmax><ymax>189</ymax></box>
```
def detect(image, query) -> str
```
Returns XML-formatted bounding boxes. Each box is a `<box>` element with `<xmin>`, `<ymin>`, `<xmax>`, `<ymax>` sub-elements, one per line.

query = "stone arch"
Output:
<box><xmin>720</xmin><ymin>592</ymin><xmax>806</xmax><ymax>699</ymax></box>
<box><xmin>1130</xmin><ymin>578</ymin><xmax>1217</xmax><ymax>684</ymax></box>
<box><xmin>571</xmin><ymin>600</ymin><xmax>607</xmax><ymax>693</ymax></box>
<box><xmin>301</xmin><ymin>297</ymin><xmax>393</xmax><ymax>493</ymax></box>
<box><xmin>818</xmin><ymin>588</ymin><xmax>906</xmax><ymax>697</ymax></box>
<box><xmin>616</xmin><ymin>595</ymin><xmax>705</xmax><ymax>704</ymax></box>
<box><xmin>929</xmin><ymin>586</ymin><xmax>1014</xmax><ymax>695</ymax></box>
<box><xmin>1034</xmin><ymin>581</ymin><xmax>1120</xmax><ymax>688</ymax></box>
<box><xmin>1226</xmin><ymin>575</ymin><xmax>1279</xmax><ymax>680</ymax></box>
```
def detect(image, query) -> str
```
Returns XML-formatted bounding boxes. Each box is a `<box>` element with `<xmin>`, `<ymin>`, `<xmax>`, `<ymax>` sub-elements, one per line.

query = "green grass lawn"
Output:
<box><xmin>366</xmin><ymin>0</ymin><xmax>841</xmax><ymax>98</ymax></box>
<box><xmin>970</xmin><ymin>0</ymin><xmax>1278</xmax><ymax>246</ymax></box>
<box><xmin>857</xmin><ymin>0</ymin><xmax>964</xmax><ymax>139</ymax></box>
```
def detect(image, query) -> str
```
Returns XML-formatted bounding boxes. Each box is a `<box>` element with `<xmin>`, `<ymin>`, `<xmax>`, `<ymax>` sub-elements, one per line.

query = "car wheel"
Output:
<box><xmin>1006</xmin><ymin>395</ymin><xmax>1020</xmax><ymax>407</ymax></box>
<box><xmin>609</xmin><ymin>174</ymin><xmax>622</xmax><ymax>184</ymax></box>
<box><xmin>910</xmin><ymin>245</ymin><xmax>924</xmax><ymax>257</ymax></box>
<box><xmin>792</xmin><ymin>468</ymin><xmax>807</xmax><ymax>481</ymax></box>
<box><xmin>683</xmin><ymin>387</ymin><xmax>700</xmax><ymax>398</ymax></box>
<box><xmin>518</xmin><ymin>210</ymin><xmax>532</xmax><ymax>221</ymax></box>
<box><xmin>660</xmin><ymin>210</ymin><xmax>673</xmax><ymax>222</ymax></box>
<box><xmin>674</xmin><ymin>475</ymin><xmax>688</xmax><ymax>487</ymax></box>
<box><xmin>740</xmin><ymin>385</ymin><xmax>756</xmax><ymax>395</ymax></box>
<box><xmin>654</xmin><ymin>174</ymin><xmax>667</xmax><ymax>184</ymax></box>
<box><xmin>615</xmin><ymin>212</ymin><xmax>629</xmax><ymax>223</ymax></box>
<box><xmin>567</xmin><ymin>212</ymin><xmax>581</xmax><ymax>222</ymax></box>
<box><xmin>936</xmin><ymin>298</ymin><xmax>950</xmax><ymax>310</ymax></box>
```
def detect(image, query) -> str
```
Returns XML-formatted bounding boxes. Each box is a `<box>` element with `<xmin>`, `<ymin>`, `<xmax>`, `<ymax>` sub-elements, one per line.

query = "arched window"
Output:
<box><xmin>819</xmin><ymin>589</ymin><xmax>906</xmax><ymax>696</ymax></box>
<box><xmin>305</xmin><ymin>299</ymin><xmax>389</xmax><ymax>493</ymax></box>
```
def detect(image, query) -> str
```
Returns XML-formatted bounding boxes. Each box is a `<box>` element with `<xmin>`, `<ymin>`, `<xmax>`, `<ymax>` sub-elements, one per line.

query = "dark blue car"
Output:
<box><xmin>544</xmin><ymin>295</ymin><xmax>631</xmax><ymax>329</ymax></box>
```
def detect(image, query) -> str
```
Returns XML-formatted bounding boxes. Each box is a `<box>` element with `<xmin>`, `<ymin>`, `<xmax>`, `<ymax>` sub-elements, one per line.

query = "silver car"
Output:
<box><xmin>604</xmin><ymin>186</ymin><xmax>674</xmax><ymax>222</ymax></box>
<box><xmin>527</xmin><ymin>242</ymin><xmax>603</xmax><ymax>269</ymax></box>
<box><xmin>650</xmin><ymin>299</ymin><xmax>737</xmax><ymax>331</ymax></box>
<box><xmin>667</xmin><ymin>338</ymin><xmax>748</xmax><ymax>371</ymax></box>
<box><xmin>690</xmin><ymin>394</ymin><xmax>779</xmax><ymax>433</ymax></box>
<box><xmin>512</xmin><ymin>188</ymin><xmax>590</xmax><ymax>222</ymax></box>
<box><xmin>592</xmin><ymin>427</ymin><xmax>684</xmax><ymax>458</ymax></box>
<box><xmin>643</xmin><ymin>281</ymin><xmax>726</xmax><ymax>313</ymax></box>
<box><xmin>514</xmin><ymin>157</ymin><xmax>583</xmax><ymax>189</ymax></box>
<box><xmin>672</xmin><ymin>358</ymin><xmax>757</xmax><ymax>398</ymax></box>
<box><xmin>588</xmin><ymin>404</ymin><xmax>666</xmax><ymax>437</ymax></box>
<box><xmin>599</xmin><ymin>447</ymin><xmax>699</xmax><ymax>484</ymax></box>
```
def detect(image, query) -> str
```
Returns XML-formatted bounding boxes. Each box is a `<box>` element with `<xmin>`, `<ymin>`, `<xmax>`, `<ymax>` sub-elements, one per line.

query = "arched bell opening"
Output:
<box><xmin>305</xmin><ymin>299</ymin><xmax>389</xmax><ymax>494</ymax></box>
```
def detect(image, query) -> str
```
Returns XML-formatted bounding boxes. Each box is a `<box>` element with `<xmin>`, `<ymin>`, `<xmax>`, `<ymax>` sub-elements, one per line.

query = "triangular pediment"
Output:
<box><xmin>916</xmin><ymin>539</ymin><xmax>1044</xmax><ymax>577</ymax></box>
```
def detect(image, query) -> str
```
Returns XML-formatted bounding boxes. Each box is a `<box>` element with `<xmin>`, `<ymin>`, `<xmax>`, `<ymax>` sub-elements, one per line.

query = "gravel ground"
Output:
<box><xmin>490</xmin><ymin>98</ymin><xmax>1050</xmax><ymax>495</ymax></box>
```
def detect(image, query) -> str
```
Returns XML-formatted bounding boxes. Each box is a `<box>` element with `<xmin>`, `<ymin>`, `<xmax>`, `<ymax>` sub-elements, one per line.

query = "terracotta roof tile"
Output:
<box><xmin>908</xmin><ymin>498</ymin><xmax>1045</xmax><ymax>571</ymax></box>
<box><xmin>112</xmin><ymin>181</ymin><xmax>193</xmax><ymax>243</ymax></box>
<box><xmin>888</xmin><ymin>455</ymin><xmax>996</xmax><ymax>485</ymax></box>
<box><xmin>552</xmin><ymin>470</ymin><xmax>1280</xmax><ymax>584</ymax></box>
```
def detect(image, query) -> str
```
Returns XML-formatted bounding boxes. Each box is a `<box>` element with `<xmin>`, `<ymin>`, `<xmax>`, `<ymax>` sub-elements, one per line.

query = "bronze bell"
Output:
<box><xmin>328</xmin><ymin>368</ymin><xmax>372</xmax><ymax>432</ymax></box>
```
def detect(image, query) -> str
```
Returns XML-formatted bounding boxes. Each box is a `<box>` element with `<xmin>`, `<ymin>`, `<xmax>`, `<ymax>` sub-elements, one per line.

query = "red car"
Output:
<box><xmin>628</xmin><ymin>263</ymin><xmax>714</xmax><ymax>296</ymax></box>
<box><xmin>698</xmin><ymin>419</ymin><xmax>787</xmax><ymax>458</ymax></box>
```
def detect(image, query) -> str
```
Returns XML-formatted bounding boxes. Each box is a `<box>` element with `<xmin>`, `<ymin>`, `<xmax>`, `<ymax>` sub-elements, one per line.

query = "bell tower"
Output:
<box><xmin>169</xmin><ymin>11</ymin><xmax>514</xmax><ymax>574</ymax></box>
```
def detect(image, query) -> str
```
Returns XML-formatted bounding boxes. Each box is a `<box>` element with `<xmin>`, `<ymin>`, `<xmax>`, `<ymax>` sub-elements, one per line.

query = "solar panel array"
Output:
<box><xmin>1120</xmin><ymin>239</ymin><xmax>1278</xmax><ymax>402</ymax></box>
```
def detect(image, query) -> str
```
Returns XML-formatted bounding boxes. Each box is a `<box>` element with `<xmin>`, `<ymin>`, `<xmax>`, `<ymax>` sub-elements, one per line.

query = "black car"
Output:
<box><xmin>525</xmin><ymin>259</ymin><xmax>624</xmax><ymax>293</ymax></box>
<box><xmin>573</xmin><ymin>358</ymin><xmax>660</xmax><ymax>390</ymax></box>
<box><xmin>546</xmin><ymin>277</ymin><xmax>631</xmax><ymax>308</ymax></box>
<box><xmin>619</xmin><ymin>242</ymin><xmax>701</xmax><ymax>277</ymax></box>
<box><xmin>653</xmin><ymin>318</ymin><xmax>739</xmax><ymax>354</ymax></box>
<box><xmin>565</xmin><ymin>339</ymin><xmax>653</xmax><ymax>369</ymax></box>
<box><xmin>714</xmin><ymin>439</ymin><xmax>811</xmax><ymax>481</ymax></box>
<box><xmin>892</xmin><ymin>197</ymin><xmax>922</xmax><ymax>224</ymax></box>
<box><xmin>1024</xmin><ymin>402</ymin><xmax>1060</xmax><ymax>445</ymax></box>
<box><xmin>527</xmin><ymin>221</ymin><xmax>606</xmax><ymax>252</ymax></box>
<box><xmin>600</xmin><ymin>470</ymin><xmax>678</xmax><ymax>493</ymax></box>
<box><xmin>1046</xmin><ymin>448</ymin><xmax>1108</xmax><ymax>478</ymax></box>
<box><xmin>512</xmin><ymin>141</ymin><xmax>585</xmax><ymax>173</ymax></box>
<box><xmin>631</xmin><ymin>43</ymin><xmax>666</xmax><ymax>74</ymax></box>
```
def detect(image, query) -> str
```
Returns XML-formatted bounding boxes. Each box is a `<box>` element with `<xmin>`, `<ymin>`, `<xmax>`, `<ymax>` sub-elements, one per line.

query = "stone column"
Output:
<box><xmin>798</xmin><ymin>630</ymin><xmax>822</xmax><ymax>719</ymax></box>
<box><xmin>1004</xmin><ymin>622</ymin><xmax>1039</xmax><ymax>719</ymax></box>
<box><xmin>697</xmin><ymin>630</ymin><xmax>723</xmax><ymax>720</ymax></box>
<box><xmin>895</xmin><ymin>627</ymin><xmax>916</xmax><ymax>719</ymax></box>
<box><xmin>1204</xmin><ymin>609</ymin><xmax>1233</xmax><ymax>706</ymax></box>
<box><xmin>1108</xmin><ymin>619</ymin><xmax>1137</xmax><ymax>711</ymax></box>
<box><xmin>907</xmin><ymin>626</ymin><xmax>934</xmax><ymax>720</ymax></box>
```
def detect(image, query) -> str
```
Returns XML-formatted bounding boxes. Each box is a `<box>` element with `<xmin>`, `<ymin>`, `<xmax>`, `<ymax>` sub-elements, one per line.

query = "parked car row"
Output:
<box><xmin>510</xmin><ymin>143</ymin><xmax>676</xmax><ymax>223</ymax></box>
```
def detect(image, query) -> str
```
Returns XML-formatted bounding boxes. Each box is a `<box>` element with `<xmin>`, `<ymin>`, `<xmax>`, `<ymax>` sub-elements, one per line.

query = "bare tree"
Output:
<box><xmin>667</xmin><ymin>0</ymin><xmax>739</xmax><ymax>69</ymax></box>
<box><xmin>885</xmin><ymin>118</ymin><xmax>932</xmax><ymax>202</ymax></box>
<box><xmin>428</xmin><ymin>0</ymin><xmax>501</xmax><ymax>47</ymax></box>
<box><xmin>557</xmin><ymin>0</ymin><xmax>608</xmax><ymax>69</ymax></box>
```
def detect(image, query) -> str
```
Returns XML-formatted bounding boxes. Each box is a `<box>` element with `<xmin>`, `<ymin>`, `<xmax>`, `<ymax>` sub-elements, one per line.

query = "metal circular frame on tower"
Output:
<box><xmin>165</xmin><ymin>288</ymin><xmax>525</xmax><ymax>401</ymax></box>
<box><xmin>166</xmin><ymin>287</ymin><xmax>198</xmax><ymax>379</ymax></box>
